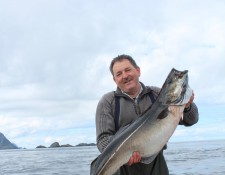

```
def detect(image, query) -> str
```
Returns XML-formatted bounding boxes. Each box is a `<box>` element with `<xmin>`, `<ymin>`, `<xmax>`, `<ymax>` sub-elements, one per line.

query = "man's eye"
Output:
<box><xmin>126</xmin><ymin>68</ymin><xmax>131</xmax><ymax>72</ymax></box>
<box><xmin>116</xmin><ymin>73</ymin><xmax>121</xmax><ymax>77</ymax></box>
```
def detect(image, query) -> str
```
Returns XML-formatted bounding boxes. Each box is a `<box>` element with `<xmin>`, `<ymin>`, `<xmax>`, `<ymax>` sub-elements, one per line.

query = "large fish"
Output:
<box><xmin>91</xmin><ymin>68</ymin><xmax>193</xmax><ymax>175</ymax></box>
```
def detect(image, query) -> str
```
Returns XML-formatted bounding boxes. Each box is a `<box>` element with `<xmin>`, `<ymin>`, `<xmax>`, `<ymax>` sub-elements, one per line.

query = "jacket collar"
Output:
<box><xmin>115</xmin><ymin>82</ymin><xmax>153</xmax><ymax>99</ymax></box>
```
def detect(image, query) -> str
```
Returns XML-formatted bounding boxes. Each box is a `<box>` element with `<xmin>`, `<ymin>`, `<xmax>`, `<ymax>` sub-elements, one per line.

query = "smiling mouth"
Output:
<box><xmin>123</xmin><ymin>77</ymin><xmax>133</xmax><ymax>85</ymax></box>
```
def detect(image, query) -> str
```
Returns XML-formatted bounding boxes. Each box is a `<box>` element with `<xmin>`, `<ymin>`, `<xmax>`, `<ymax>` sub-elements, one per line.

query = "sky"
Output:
<box><xmin>0</xmin><ymin>0</ymin><xmax>225</xmax><ymax>149</ymax></box>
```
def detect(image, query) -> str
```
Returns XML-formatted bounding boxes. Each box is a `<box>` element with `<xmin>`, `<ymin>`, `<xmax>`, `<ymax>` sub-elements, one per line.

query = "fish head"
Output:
<box><xmin>159</xmin><ymin>68</ymin><xmax>192</xmax><ymax>105</ymax></box>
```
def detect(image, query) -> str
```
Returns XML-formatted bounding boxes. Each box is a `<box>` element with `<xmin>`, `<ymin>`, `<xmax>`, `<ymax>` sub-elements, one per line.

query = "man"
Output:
<box><xmin>95</xmin><ymin>55</ymin><xmax>199</xmax><ymax>174</ymax></box>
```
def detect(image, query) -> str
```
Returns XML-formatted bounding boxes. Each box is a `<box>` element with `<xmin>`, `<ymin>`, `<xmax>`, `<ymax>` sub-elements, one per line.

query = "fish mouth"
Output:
<box><xmin>165</xmin><ymin>69</ymin><xmax>189</xmax><ymax>105</ymax></box>
<box><xmin>169</xmin><ymin>79</ymin><xmax>187</xmax><ymax>104</ymax></box>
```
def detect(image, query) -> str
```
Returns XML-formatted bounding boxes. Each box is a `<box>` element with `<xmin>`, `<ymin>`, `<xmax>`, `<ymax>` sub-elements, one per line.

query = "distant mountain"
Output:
<box><xmin>0</xmin><ymin>132</ymin><xmax>18</xmax><ymax>150</ymax></box>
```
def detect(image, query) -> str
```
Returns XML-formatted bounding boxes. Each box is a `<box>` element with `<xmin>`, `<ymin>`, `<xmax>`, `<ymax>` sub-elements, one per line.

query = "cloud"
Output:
<box><xmin>0</xmin><ymin>0</ymin><xmax>225</xmax><ymax>148</ymax></box>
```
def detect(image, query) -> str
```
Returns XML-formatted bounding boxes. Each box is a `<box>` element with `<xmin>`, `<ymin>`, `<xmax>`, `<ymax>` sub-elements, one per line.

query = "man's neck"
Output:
<box><xmin>122</xmin><ymin>83</ymin><xmax>142</xmax><ymax>99</ymax></box>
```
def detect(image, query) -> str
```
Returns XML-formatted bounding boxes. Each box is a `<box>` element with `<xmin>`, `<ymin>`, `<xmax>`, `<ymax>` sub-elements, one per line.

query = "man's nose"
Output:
<box><xmin>122</xmin><ymin>71</ymin><xmax>129</xmax><ymax>79</ymax></box>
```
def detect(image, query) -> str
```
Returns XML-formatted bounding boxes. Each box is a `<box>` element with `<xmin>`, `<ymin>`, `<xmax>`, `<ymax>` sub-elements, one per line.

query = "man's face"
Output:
<box><xmin>112</xmin><ymin>59</ymin><xmax>140</xmax><ymax>95</ymax></box>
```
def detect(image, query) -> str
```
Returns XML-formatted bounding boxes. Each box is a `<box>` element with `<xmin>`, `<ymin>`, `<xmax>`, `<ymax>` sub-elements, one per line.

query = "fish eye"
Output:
<box><xmin>168</xmin><ymin>79</ymin><xmax>172</xmax><ymax>84</ymax></box>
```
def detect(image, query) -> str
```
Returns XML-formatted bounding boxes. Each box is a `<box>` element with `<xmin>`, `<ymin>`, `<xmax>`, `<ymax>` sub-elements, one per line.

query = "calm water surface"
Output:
<box><xmin>0</xmin><ymin>140</ymin><xmax>224</xmax><ymax>175</ymax></box>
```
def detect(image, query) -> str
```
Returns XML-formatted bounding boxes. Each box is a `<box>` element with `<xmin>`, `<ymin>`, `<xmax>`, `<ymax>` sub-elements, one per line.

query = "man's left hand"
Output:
<box><xmin>185</xmin><ymin>91</ymin><xmax>194</xmax><ymax>109</ymax></box>
<box><xmin>127</xmin><ymin>151</ymin><xmax>141</xmax><ymax>166</ymax></box>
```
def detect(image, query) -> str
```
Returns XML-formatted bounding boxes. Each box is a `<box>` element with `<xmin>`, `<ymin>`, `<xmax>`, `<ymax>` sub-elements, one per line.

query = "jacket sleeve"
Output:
<box><xmin>180</xmin><ymin>102</ymin><xmax>199</xmax><ymax>126</ymax></box>
<box><xmin>95</xmin><ymin>92</ymin><xmax>116</xmax><ymax>153</ymax></box>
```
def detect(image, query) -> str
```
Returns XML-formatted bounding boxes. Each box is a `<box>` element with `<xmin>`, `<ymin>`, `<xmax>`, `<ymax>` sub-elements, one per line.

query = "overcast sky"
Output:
<box><xmin>0</xmin><ymin>0</ymin><xmax>225</xmax><ymax>148</ymax></box>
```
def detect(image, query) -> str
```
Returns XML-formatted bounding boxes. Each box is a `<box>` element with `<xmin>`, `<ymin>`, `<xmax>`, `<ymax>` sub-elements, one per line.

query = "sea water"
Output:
<box><xmin>0</xmin><ymin>140</ymin><xmax>224</xmax><ymax>175</ymax></box>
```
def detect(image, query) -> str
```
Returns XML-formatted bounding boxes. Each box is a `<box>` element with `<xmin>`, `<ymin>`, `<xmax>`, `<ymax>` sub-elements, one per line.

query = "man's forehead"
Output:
<box><xmin>113</xmin><ymin>60</ymin><xmax>132</xmax><ymax>69</ymax></box>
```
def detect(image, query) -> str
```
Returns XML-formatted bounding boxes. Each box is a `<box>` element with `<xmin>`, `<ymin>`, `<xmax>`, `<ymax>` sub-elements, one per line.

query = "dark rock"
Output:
<box><xmin>0</xmin><ymin>132</ymin><xmax>18</xmax><ymax>150</ymax></box>
<box><xmin>49</xmin><ymin>142</ymin><xmax>60</xmax><ymax>148</ymax></box>
<box><xmin>60</xmin><ymin>144</ymin><xmax>73</xmax><ymax>147</ymax></box>
<box><xmin>36</xmin><ymin>145</ymin><xmax>47</xmax><ymax>148</ymax></box>
<box><xmin>76</xmin><ymin>143</ymin><xmax>96</xmax><ymax>147</ymax></box>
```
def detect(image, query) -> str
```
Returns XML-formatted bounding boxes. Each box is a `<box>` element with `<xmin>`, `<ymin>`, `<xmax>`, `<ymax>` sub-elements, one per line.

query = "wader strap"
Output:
<box><xmin>114</xmin><ymin>91</ymin><xmax>156</xmax><ymax>132</ymax></box>
<box><xmin>114</xmin><ymin>95</ymin><xmax>120</xmax><ymax>132</ymax></box>
<box><xmin>148</xmin><ymin>91</ymin><xmax>156</xmax><ymax>104</ymax></box>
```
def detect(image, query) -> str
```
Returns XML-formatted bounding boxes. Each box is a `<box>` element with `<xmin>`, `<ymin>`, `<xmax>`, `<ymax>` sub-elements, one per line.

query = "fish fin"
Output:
<box><xmin>157</xmin><ymin>108</ymin><xmax>169</xmax><ymax>119</ymax></box>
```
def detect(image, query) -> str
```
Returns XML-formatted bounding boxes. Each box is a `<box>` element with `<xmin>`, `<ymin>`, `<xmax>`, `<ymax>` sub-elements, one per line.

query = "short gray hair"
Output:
<box><xmin>109</xmin><ymin>55</ymin><xmax>139</xmax><ymax>76</ymax></box>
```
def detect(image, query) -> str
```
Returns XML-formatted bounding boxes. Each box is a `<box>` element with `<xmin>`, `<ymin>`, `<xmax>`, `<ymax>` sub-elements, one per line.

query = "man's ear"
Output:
<box><xmin>137</xmin><ymin>67</ymin><xmax>141</xmax><ymax>77</ymax></box>
<box><xmin>113</xmin><ymin>76</ymin><xmax>116</xmax><ymax>82</ymax></box>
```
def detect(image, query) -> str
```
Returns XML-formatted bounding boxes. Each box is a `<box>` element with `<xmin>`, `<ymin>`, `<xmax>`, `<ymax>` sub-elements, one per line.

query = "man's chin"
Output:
<box><xmin>123</xmin><ymin>87</ymin><xmax>134</xmax><ymax>94</ymax></box>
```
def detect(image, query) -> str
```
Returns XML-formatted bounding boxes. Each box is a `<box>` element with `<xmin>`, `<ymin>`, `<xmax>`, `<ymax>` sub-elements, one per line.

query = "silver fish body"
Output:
<box><xmin>91</xmin><ymin>68</ymin><xmax>192</xmax><ymax>175</ymax></box>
